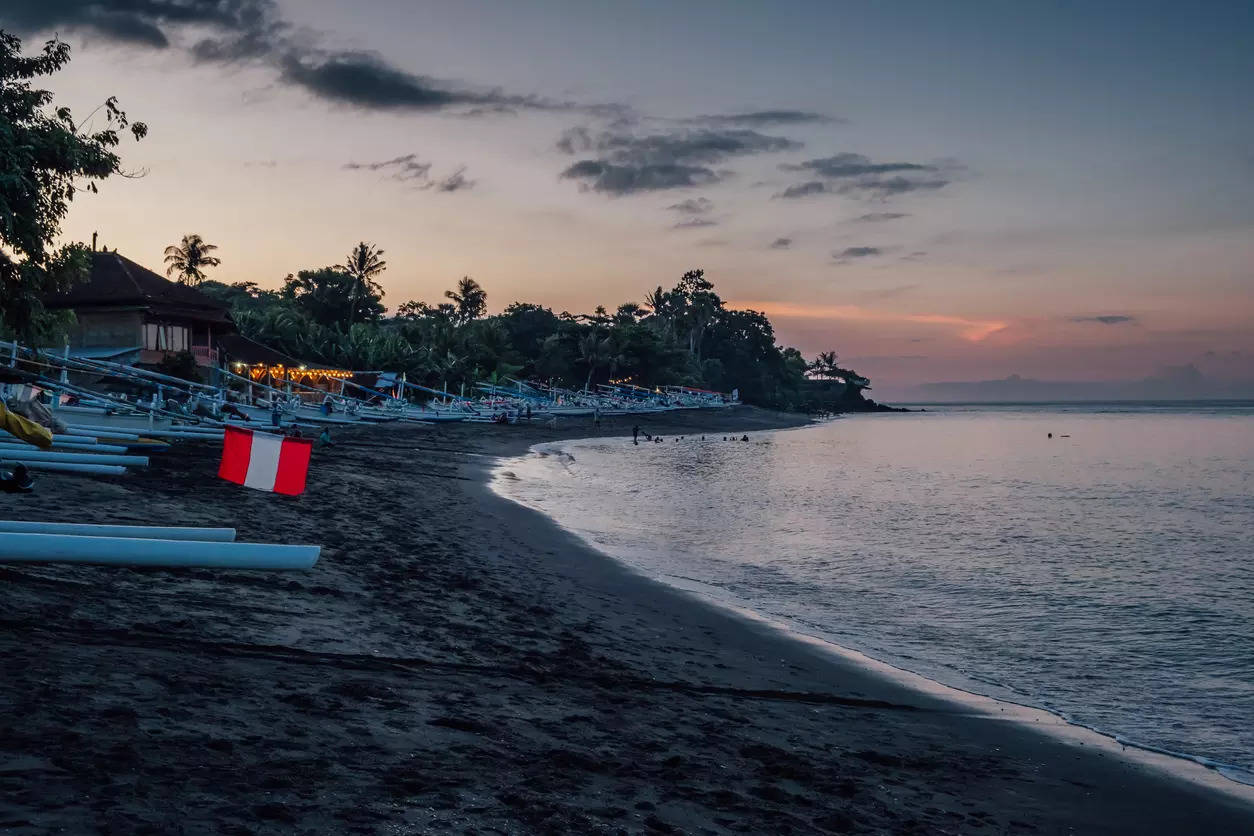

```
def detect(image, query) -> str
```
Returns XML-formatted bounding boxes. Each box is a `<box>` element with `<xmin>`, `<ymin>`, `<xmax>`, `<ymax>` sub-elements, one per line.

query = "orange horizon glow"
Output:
<box><xmin>730</xmin><ymin>301</ymin><xmax>1009</xmax><ymax>342</ymax></box>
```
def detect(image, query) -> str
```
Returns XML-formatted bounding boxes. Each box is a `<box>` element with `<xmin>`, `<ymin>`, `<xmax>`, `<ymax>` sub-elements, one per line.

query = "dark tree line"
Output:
<box><xmin>199</xmin><ymin>265</ymin><xmax>863</xmax><ymax>410</ymax></box>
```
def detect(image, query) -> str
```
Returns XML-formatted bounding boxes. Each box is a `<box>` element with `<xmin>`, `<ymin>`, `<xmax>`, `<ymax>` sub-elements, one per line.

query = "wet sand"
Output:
<box><xmin>2</xmin><ymin>406</ymin><xmax>1252</xmax><ymax>834</ymax></box>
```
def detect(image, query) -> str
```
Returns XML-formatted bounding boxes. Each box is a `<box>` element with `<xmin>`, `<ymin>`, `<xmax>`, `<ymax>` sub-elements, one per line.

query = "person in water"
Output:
<box><xmin>317</xmin><ymin>427</ymin><xmax>335</xmax><ymax>449</ymax></box>
<box><xmin>741</xmin><ymin>435</ymin><xmax>749</xmax><ymax>442</ymax></box>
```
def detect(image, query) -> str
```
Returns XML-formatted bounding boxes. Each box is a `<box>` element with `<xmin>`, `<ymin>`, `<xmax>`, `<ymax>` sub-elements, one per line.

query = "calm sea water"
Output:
<box><xmin>493</xmin><ymin>402</ymin><xmax>1254</xmax><ymax>782</ymax></box>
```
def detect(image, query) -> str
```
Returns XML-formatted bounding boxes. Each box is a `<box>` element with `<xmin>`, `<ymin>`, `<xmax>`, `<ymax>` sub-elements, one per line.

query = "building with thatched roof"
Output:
<box><xmin>44</xmin><ymin>251</ymin><xmax>235</xmax><ymax>368</ymax></box>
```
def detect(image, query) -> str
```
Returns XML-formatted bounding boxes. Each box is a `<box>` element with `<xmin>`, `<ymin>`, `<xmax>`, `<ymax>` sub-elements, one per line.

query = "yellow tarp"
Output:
<box><xmin>0</xmin><ymin>401</ymin><xmax>53</xmax><ymax>449</ymax></box>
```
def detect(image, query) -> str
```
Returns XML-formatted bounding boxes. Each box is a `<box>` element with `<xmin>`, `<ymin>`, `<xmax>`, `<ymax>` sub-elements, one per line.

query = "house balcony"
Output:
<box><xmin>191</xmin><ymin>345</ymin><xmax>219</xmax><ymax>367</ymax></box>
<box><xmin>138</xmin><ymin>346</ymin><xmax>219</xmax><ymax>367</ymax></box>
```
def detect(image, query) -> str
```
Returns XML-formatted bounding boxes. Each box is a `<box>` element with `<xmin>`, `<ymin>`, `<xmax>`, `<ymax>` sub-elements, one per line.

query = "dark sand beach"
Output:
<box><xmin>2</xmin><ymin>406</ymin><xmax>1252</xmax><ymax>834</ymax></box>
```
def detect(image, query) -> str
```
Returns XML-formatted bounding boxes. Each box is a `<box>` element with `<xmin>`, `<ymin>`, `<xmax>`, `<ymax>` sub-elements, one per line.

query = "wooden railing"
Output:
<box><xmin>190</xmin><ymin>346</ymin><xmax>218</xmax><ymax>367</ymax></box>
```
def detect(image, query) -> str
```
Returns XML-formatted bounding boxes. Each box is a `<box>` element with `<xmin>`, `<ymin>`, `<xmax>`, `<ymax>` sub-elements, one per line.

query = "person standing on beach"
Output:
<box><xmin>632</xmin><ymin>424</ymin><xmax>640</xmax><ymax>442</ymax></box>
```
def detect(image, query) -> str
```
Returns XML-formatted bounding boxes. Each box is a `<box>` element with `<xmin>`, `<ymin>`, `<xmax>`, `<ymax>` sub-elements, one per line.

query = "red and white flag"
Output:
<box><xmin>218</xmin><ymin>426</ymin><xmax>313</xmax><ymax>496</ymax></box>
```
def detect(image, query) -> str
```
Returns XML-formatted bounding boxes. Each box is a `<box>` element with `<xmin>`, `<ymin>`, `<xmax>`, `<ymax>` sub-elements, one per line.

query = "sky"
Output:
<box><xmin>4</xmin><ymin>0</ymin><xmax>1253</xmax><ymax>390</ymax></box>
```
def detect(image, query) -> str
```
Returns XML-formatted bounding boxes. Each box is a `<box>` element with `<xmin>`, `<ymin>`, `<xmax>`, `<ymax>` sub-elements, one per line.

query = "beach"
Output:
<box><xmin>3</xmin><ymin>406</ymin><xmax>1252</xmax><ymax>835</ymax></box>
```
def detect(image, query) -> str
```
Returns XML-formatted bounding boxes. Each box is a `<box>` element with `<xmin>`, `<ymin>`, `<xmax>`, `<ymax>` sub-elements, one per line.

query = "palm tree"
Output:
<box><xmin>578</xmin><ymin>332</ymin><xmax>612</xmax><ymax>392</ymax></box>
<box><xmin>163</xmin><ymin>234</ymin><xmax>221</xmax><ymax>285</ymax></box>
<box><xmin>343</xmin><ymin>242</ymin><xmax>387</xmax><ymax>326</ymax></box>
<box><xmin>808</xmin><ymin>350</ymin><xmax>841</xmax><ymax>380</ymax></box>
<box><xmin>444</xmin><ymin>276</ymin><xmax>487</xmax><ymax>324</ymax></box>
<box><xmin>614</xmin><ymin>302</ymin><xmax>644</xmax><ymax>325</ymax></box>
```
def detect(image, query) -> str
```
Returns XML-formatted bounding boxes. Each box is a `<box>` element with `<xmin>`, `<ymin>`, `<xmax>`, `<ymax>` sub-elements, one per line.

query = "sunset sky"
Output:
<box><xmin>5</xmin><ymin>1</ymin><xmax>1253</xmax><ymax>389</ymax></box>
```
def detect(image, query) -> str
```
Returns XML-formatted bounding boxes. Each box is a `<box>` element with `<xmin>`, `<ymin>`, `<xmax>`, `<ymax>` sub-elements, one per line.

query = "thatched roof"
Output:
<box><xmin>45</xmin><ymin>251</ymin><xmax>234</xmax><ymax>326</ymax></box>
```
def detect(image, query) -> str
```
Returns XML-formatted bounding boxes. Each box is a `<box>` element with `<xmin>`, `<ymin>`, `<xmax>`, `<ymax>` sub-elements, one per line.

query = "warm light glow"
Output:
<box><xmin>730</xmin><ymin>301</ymin><xmax>1008</xmax><ymax>343</ymax></box>
<box><xmin>245</xmin><ymin>363</ymin><xmax>352</xmax><ymax>382</ymax></box>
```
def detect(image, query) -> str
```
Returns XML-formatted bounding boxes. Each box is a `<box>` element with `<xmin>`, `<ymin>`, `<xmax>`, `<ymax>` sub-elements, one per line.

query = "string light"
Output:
<box><xmin>245</xmin><ymin>364</ymin><xmax>353</xmax><ymax>382</ymax></box>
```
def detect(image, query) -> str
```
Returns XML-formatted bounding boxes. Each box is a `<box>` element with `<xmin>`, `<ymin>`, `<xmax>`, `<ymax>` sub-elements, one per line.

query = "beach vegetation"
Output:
<box><xmin>202</xmin><ymin>258</ymin><xmax>871</xmax><ymax>410</ymax></box>
<box><xmin>0</xmin><ymin>32</ymin><xmax>146</xmax><ymax>343</ymax></box>
<box><xmin>342</xmin><ymin>242</ymin><xmax>387</xmax><ymax>326</ymax></box>
<box><xmin>163</xmin><ymin>234</ymin><xmax>221</xmax><ymax>286</ymax></box>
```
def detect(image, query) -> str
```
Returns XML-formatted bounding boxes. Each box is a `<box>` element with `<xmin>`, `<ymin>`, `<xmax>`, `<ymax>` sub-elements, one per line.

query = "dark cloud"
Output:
<box><xmin>3</xmin><ymin>1</ymin><xmax>607</xmax><ymax>115</ymax></box>
<box><xmin>274</xmin><ymin>51</ymin><xmax>570</xmax><ymax>113</ymax></box>
<box><xmin>673</xmin><ymin>218</ymin><xmax>717</xmax><ymax>229</ymax></box>
<box><xmin>783</xmin><ymin>152</ymin><xmax>930</xmax><ymax>179</ymax></box>
<box><xmin>837</xmin><ymin>246</ymin><xmax>882</xmax><ymax>258</ymax></box>
<box><xmin>559</xmin><ymin>126</ymin><xmax>800</xmax><ymax>195</ymax></box>
<box><xmin>344</xmin><ymin>153</ymin><xmax>432</xmax><ymax>182</ymax></box>
<box><xmin>777</xmin><ymin>181</ymin><xmax>829</xmax><ymax>199</ymax></box>
<box><xmin>561</xmin><ymin>127</ymin><xmax>800</xmax><ymax>165</ymax></box>
<box><xmin>667</xmin><ymin>197</ymin><xmax>714</xmax><ymax>216</ymax></box>
<box><xmin>696</xmin><ymin>110</ymin><xmax>840</xmax><ymax>127</ymax></box>
<box><xmin>344</xmin><ymin>154</ymin><xmax>473</xmax><ymax>192</ymax></box>
<box><xmin>853</xmin><ymin>212</ymin><xmax>910</xmax><ymax>223</ymax></box>
<box><xmin>4</xmin><ymin>1</ymin><xmax>272</xmax><ymax>50</ymax></box>
<box><xmin>432</xmin><ymin>166</ymin><xmax>474</xmax><ymax>192</ymax></box>
<box><xmin>833</xmin><ymin>246</ymin><xmax>895</xmax><ymax>264</ymax></box>
<box><xmin>900</xmin><ymin>250</ymin><xmax>927</xmax><ymax>262</ymax></box>
<box><xmin>561</xmin><ymin>160</ymin><xmax>719</xmax><ymax>194</ymax></box>
<box><xmin>777</xmin><ymin>152</ymin><xmax>957</xmax><ymax>199</ymax></box>
<box><xmin>770</xmin><ymin>237</ymin><xmax>792</xmax><ymax>249</ymax></box>
<box><xmin>1072</xmin><ymin>315</ymin><xmax>1137</xmax><ymax>325</ymax></box>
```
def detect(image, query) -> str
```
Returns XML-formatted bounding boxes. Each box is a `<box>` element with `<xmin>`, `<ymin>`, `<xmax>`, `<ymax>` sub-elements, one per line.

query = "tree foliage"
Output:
<box><xmin>443</xmin><ymin>276</ymin><xmax>487</xmax><ymax>324</ymax></box>
<box><xmin>342</xmin><ymin>241</ymin><xmax>386</xmax><ymax>325</ymax></box>
<box><xmin>214</xmin><ymin>252</ymin><xmax>865</xmax><ymax>410</ymax></box>
<box><xmin>163</xmin><ymin>233</ymin><xmax>220</xmax><ymax>285</ymax></box>
<box><xmin>0</xmin><ymin>31</ymin><xmax>146</xmax><ymax>342</ymax></box>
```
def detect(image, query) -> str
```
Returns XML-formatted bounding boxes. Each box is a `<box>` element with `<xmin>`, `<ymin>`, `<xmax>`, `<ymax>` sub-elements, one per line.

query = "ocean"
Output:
<box><xmin>492</xmin><ymin>402</ymin><xmax>1254</xmax><ymax>785</ymax></box>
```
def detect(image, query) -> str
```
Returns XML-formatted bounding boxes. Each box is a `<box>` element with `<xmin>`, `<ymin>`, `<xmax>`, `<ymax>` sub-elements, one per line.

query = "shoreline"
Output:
<box><xmin>486</xmin><ymin>423</ymin><xmax>1254</xmax><ymax>796</ymax></box>
<box><xmin>2</xmin><ymin>406</ymin><xmax>1252</xmax><ymax>833</ymax></box>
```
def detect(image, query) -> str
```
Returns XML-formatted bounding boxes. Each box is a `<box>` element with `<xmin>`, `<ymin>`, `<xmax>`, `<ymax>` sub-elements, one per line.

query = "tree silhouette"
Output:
<box><xmin>444</xmin><ymin>276</ymin><xmax>487</xmax><ymax>324</ymax></box>
<box><xmin>163</xmin><ymin>234</ymin><xmax>221</xmax><ymax>286</ymax></box>
<box><xmin>808</xmin><ymin>350</ymin><xmax>841</xmax><ymax>380</ymax></box>
<box><xmin>343</xmin><ymin>242</ymin><xmax>387</xmax><ymax>325</ymax></box>
<box><xmin>0</xmin><ymin>32</ymin><xmax>146</xmax><ymax>342</ymax></box>
<box><xmin>578</xmin><ymin>332</ymin><xmax>613</xmax><ymax>392</ymax></box>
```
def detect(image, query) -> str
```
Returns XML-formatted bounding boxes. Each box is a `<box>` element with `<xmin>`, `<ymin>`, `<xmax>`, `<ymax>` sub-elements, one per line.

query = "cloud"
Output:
<box><xmin>835</xmin><ymin>246</ymin><xmax>883</xmax><ymax>260</ymax></box>
<box><xmin>561</xmin><ymin>160</ymin><xmax>719</xmax><ymax>194</ymax></box>
<box><xmin>770</xmin><ymin>237</ymin><xmax>792</xmax><ymax>249</ymax></box>
<box><xmin>432</xmin><ymin>166</ymin><xmax>475</xmax><ymax>192</ymax></box>
<box><xmin>777</xmin><ymin>181</ymin><xmax>829</xmax><ymax>199</ymax></box>
<box><xmin>852</xmin><ymin>212</ymin><xmax>910</xmax><ymax>223</ymax></box>
<box><xmin>784</xmin><ymin>152</ymin><xmax>930</xmax><ymax>179</ymax></box>
<box><xmin>667</xmin><ymin>197</ymin><xmax>714</xmax><ymax>216</ymax></box>
<box><xmin>673</xmin><ymin>218</ymin><xmax>718</xmax><ymax>229</ymax></box>
<box><xmin>4</xmin><ymin>1</ymin><xmax>610</xmax><ymax>116</ymax></box>
<box><xmin>1071</xmin><ymin>315</ymin><xmax>1137</xmax><ymax>325</ymax></box>
<box><xmin>777</xmin><ymin>152</ymin><xmax>957</xmax><ymax>199</ymax></box>
<box><xmin>344</xmin><ymin>153</ymin><xmax>432</xmax><ymax>182</ymax></box>
<box><xmin>344</xmin><ymin>154</ymin><xmax>473</xmax><ymax>192</ymax></box>
<box><xmin>3</xmin><ymin>1</ymin><xmax>244</xmax><ymax>48</ymax></box>
<box><xmin>695</xmin><ymin>110</ymin><xmax>841</xmax><ymax>127</ymax></box>
<box><xmin>559</xmin><ymin>126</ymin><xmax>801</xmax><ymax>195</ymax></box>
